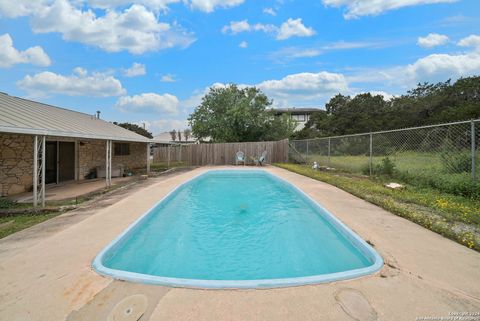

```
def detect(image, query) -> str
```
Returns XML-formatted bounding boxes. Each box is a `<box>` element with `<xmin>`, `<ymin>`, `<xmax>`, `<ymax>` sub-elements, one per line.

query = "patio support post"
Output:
<box><xmin>109</xmin><ymin>140</ymin><xmax>112</xmax><ymax>186</ymax></box>
<box><xmin>472</xmin><ymin>120</ymin><xmax>476</xmax><ymax>182</ymax></box>
<box><xmin>33</xmin><ymin>135</ymin><xmax>38</xmax><ymax>208</ymax></box>
<box><xmin>33</xmin><ymin>135</ymin><xmax>46</xmax><ymax>208</ymax></box>
<box><xmin>105</xmin><ymin>140</ymin><xmax>112</xmax><ymax>187</ymax></box>
<box><xmin>105</xmin><ymin>140</ymin><xmax>108</xmax><ymax>187</ymax></box>
<box><xmin>146</xmin><ymin>143</ymin><xmax>150</xmax><ymax>175</ymax></box>
<box><xmin>369</xmin><ymin>132</ymin><xmax>373</xmax><ymax>176</ymax></box>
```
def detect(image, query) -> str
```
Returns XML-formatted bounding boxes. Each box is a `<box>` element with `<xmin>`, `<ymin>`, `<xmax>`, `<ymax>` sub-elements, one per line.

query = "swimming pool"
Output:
<box><xmin>93</xmin><ymin>170</ymin><xmax>383</xmax><ymax>288</ymax></box>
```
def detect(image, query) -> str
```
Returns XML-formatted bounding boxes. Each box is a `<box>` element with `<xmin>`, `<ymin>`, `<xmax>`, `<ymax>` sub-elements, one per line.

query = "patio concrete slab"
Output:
<box><xmin>13</xmin><ymin>176</ymin><xmax>135</xmax><ymax>203</ymax></box>
<box><xmin>0</xmin><ymin>166</ymin><xmax>479</xmax><ymax>321</ymax></box>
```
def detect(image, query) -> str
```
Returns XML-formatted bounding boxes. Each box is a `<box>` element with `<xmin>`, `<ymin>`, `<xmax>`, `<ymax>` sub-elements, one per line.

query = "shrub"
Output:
<box><xmin>0</xmin><ymin>197</ymin><xmax>18</xmax><ymax>209</ymax></box>
<box><xmin>440</xmin><ymin>151</ymin><xmax>471</xmax><ymax>173</ymax></box>
<box><xmin>375</xmin><ymin>157</ymin><xmax>396</xmax><ymax>176</ymax></box>
<box><xmin>361</xmin><ymin>157</ymin><xmax>397</xmax><ymax>176</ymax></box>
<box><xmin>396</xmin><ymin>171</ymin><xmax>479</xmax><ymax>199</ymax></box>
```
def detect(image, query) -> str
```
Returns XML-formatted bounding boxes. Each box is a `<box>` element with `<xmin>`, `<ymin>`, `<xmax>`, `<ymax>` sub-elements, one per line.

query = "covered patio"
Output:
<box><xmin>0</xmin><ymin>92</ymin><xmax>152</xmax><ymax>208</ymax></box>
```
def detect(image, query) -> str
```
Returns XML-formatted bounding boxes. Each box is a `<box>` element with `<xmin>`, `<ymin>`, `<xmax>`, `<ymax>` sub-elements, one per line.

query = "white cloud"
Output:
<box><xmin>458</xmin><ymin>34</ymin><xmax>480</xmax><ymax>50</ymax></box>
<box><xmin>17</xmin><ymin>68</ymin><xmax>126</xmax><ymax>97</ymax></box>
<box><xmin>221</xmin><ymin>20</ymin><xmax>276</xmax><ymax>35</ymax></box>
<box><xmin>346</xmin><ymin>48</ymin><xmax>480</xmax><ymax>89</ymax></box>
<box><xmin>2</xmin><ymin>1</ymin><xmax>195</xmax><ymax>54</ymax></box>
<box><xmin>115</xmin><ymin>93</ymin><xmax>179</xmax><ymax>114</ymax></box>
<box><xmin>239</xmin><ymin>41</ymin><xmax>248</xmax><ymax>48</ymax></box>
<box><xmin>142</xmin><ymin>119</ymin><xmax>189</xmax><ymax>135</ymax></box>
<box><xmin>160</xmin><ymin>74</ymin><xmax>177</xmax><ymax>82</ymax></box>
<box><xmin>85</xmin><ymin>0</ymin><xmax>180</xmax><ymax>12</ymax></box>
<box><xmin>123</xmin><ymin>62</ymin><xmax>146</xmax><ymax>77</ymax></box>
<box><xmin>269</xmin><ymin>40</ymin><xmax>390</xmax><ymax>63</ymax></box>
<box><xmin>0</xmin><ymin>33</ymin><xmax>51</xmax><ymax>68</ymax></box>
<box><xmin>258</xmin><ymin>71</ymin><xmax>349</xmax><ymax>97</ymax></box>
<box><xmin>0</xmin><ymin>0</ymin><xmax>243</xmax><ymax>18</ymax></box>
<box><xmin>263</xmin><ymin>7</ymin><xmax>276</xmax><ymax>16</ymax></box>
<box><xmin>222</xmin><ymin>18</ymin><xmax>315</xmax><ymax>40</ymax></box>
<box><xmin>276</xmin><ymin>18</ymin><xmax>316</xmax><ymax>40</ymax></box>
<box><xmin>322</xmin><ymin>0</ymin><xmax>457</xmax><ymax>19</ymax></box>
<box><xmin>188</xmin><ymin>0</ymin><xmax>244</xmax><ymax>13</ymax></box>
<box><xmin>417</xmin><ymin>33</ymin><xmax>449</xmax><ymax>48</ymax></box>
<box><xmin>0</xmin><ymin>0</ymin><xmax>50</xmax><ymax>18</ymax></box>
<box><xmin>405</xmin><ymin>52</ymin><xmax>480</xmax><ymax>83</ymax></box>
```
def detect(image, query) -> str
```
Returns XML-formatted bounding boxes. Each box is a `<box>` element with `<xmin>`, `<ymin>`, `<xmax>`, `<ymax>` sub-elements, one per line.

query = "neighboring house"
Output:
<box><xmin>273</xmin><ymin>108</ymin><xmax>322</xmax><ymax>131</ymax></box>
<box><xmin>152</xmin><ymin>132</ymin><xmax>197</xmax><ymax>146</ymax></box>
<box><xmin>152</xmin><ymin>132</ymin><xmax>207</xmax><ymax>146</ymax></box>
<box><xmin>0</xmin><ymin>92</ymin><xmax>151</xmax><ymax>204</ymax></box>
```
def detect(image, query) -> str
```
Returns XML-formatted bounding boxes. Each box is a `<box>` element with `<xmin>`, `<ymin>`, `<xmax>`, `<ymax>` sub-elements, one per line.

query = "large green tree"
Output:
<box><xmin>113</xmin><ymin>122</ymin><xmax>153</xmax><ymax>138</ymax></box>
<box><xmin>188</xmin><ymin>84</ymin><xmax>296</xmax><ymax>142</ymax></box>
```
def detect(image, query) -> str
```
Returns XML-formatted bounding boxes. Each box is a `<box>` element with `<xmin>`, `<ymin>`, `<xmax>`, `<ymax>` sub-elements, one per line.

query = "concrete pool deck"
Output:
<box><xmin>0</xmin><ymin>166</ymin><xmax>479</xmax><ymax>321</ymax></box>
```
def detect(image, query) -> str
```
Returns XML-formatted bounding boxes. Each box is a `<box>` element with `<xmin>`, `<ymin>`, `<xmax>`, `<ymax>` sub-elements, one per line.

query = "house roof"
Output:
<box><xmin>153</xmin><ymin>132</ymin><xmax>198</xmax><ymax>144</ymax></box>
<box><xmin>0</xmin><ymin>92</ymin><xmax>150</xmax><ymax>142</ymax></box>
<box><xmin>273</xmin><ymin>107</ymin><xmax>323</xmax><ymax>115</ymax></box>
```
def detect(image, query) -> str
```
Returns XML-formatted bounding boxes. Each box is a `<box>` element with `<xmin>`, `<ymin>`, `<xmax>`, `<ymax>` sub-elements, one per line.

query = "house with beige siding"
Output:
<box><xmin>0</xmin><ymin>92</ymin><xmax>151</xmax><ymax>207</ymax></box>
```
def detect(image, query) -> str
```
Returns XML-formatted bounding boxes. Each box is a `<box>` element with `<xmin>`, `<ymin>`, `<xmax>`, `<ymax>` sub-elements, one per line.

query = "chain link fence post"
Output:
<box><xmin>472</xmin><ymin>120</ymin><xmax>476</xmax><ymax>182</ymax></box>
<box><xmin>369</xmin><ymin>132</ymin><xmax>373</xmax><ymax>176</ymax></box>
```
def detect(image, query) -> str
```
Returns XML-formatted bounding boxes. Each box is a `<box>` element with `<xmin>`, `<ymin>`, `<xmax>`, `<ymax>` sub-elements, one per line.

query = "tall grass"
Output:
<box><xmin>305</xmin><ymin>151</ymin><xmax>479</xmax><ymax>198</ymax></box>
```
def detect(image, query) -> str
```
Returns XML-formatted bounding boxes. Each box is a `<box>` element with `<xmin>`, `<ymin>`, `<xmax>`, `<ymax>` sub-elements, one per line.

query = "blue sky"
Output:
<box><xmin>1</xmin><ymin>0</ymin><xmax>479</xmax><ymax>135</ymax></box>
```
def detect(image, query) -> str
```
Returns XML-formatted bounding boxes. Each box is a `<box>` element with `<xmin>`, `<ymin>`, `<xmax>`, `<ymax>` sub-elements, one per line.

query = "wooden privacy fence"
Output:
<box><xmin>153</xmin><ymin>139</ymin><xmax>289</xmax><ymax>166</ymax></box>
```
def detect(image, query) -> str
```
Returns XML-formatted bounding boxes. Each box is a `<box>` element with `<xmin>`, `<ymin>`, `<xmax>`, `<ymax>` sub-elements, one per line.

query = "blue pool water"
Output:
<box><xmin>94</xmin><ymin>170</ymin><xmax>382</xmax><ymax>288</ymax></box>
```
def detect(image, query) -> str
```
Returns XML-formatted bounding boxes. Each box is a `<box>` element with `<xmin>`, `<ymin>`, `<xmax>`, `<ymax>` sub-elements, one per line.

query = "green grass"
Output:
<box><xmin>302</xmin><ymin>151</ymin><xmax>479</xmax><ymax>198</ymax></box>
<box><xmin>0</xmin><ymin>212</ymin><xmax>61</xmax><ymax>239</ymax></box>
<box><xmin>275</xmin><ymin>163</ymin><xmax>480</xmax><ymax>251</ymax></box>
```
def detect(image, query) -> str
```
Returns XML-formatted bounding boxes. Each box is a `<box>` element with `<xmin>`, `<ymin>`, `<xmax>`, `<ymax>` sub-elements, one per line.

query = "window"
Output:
<box><xmin>292</xmin><ymin>114</ymin><xmax>306</xmax><ymax>122</ymax></box>
<box><xmin>114</xmin><ymin>143</ymin><xmax>130</xmax><ymax>156</ymax></box>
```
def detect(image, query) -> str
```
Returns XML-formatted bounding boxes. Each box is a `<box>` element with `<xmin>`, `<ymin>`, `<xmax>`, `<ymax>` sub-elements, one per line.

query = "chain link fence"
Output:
<box><xmin>290</xmin><ymin>119</ymin><xmax>479</xmax><ymax>198</ymax></box>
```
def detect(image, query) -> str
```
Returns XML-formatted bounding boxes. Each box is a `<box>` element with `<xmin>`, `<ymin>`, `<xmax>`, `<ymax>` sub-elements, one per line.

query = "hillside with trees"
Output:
<box><xmin>294</xmin><ymin>76</ymin><xmax>480</xmax><ymax>139</ymax></box>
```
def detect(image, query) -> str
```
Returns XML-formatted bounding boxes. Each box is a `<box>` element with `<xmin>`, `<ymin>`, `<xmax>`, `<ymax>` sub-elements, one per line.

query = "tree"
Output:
<box><xmin>113</xmin><ymin>122</ymin><xmax>153</xmax><ymax>138</ymax></box>
<box><xmin>177</xmin><ymin>130</ymin><xmax>182</xmax><ymax>142</ymax></box>
<box><xmin>169</xmin><ymin>129</ymin><xmax>177</xmax><ymax>141</ymax></box>
<box><xmin>296</xmin><ymin>76</ymin><xmax>480</xmax><ymax>139</ymax></box>
<box><xmin>183</xmin><ymin>129</ymin><xmax>191</xmax><ymax>141</ymax></box>
<box><xmin>188</xmin><ymin>84</ymin><xmax>294</xmax><ymax>142</ymax></box>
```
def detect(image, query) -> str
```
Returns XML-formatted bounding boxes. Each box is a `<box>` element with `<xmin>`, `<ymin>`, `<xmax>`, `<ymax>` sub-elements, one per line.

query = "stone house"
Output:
<box><xmin>0</xmin><ymin>93</ymin><xmax>151</xmax><ymax>206</ymax></box>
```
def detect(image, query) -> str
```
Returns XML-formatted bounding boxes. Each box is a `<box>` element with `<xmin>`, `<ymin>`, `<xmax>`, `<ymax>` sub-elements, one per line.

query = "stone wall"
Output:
<box><xmin>78</xmin><ymin>140</ymin><xmax>147</xmax><ymax>179</ymax></box>
<box><xmin>0</xmin><ymin>134</ymin><xmax>34</xmax><ymax>196</ymax></box>
<box><xmin>1</xmin><ymin>134</ymin><xmax>147</xmax><ymax>196</ymax></box>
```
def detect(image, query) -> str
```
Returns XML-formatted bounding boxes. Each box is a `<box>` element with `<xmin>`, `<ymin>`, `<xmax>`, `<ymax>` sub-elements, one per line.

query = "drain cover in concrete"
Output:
<box><xmin>335</xmin><ymin>288</ymin><xmax>378</xmax><ymax>321</ymax></box>
<box><xmin>107</xmin><ymin>294</ymin><xmax>148</xmax><ymax>321</ymax></box>
<box><xmin>66</xmin><ymin>280</ymin><xmax>170</xmax><ymax>321</ymax></box>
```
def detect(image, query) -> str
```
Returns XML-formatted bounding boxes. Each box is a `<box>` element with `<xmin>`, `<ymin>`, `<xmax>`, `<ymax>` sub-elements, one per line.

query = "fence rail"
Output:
<box><xmin>290</xmin><ymin>119</ymin><xmax>479</xmax><ymax>197</ymax></box>
<box><xmin>153</xmin><ymin>139</ymin><xmax>289</xmax><ymax>166</ymax></box>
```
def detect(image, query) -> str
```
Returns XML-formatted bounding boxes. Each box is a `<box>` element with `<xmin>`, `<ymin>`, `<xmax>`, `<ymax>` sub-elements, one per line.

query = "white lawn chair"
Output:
<box><xmin>254</xmin><ymin>150</ymin><xmax>267</xmax><ymax>166</ymax></box>
<box><xmin>235</xmin><ymin>151</ymin><xmax>246</xmax><ymax>165</ymax></box>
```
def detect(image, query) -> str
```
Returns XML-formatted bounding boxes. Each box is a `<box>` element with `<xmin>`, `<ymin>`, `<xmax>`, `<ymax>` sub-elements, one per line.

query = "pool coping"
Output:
<box><xmin>92</xmin><ymin>169</ymin><xmax>384</xmax><ymax>289</ymax></box>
